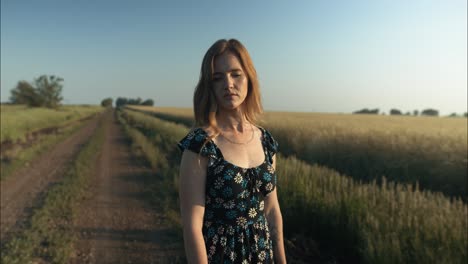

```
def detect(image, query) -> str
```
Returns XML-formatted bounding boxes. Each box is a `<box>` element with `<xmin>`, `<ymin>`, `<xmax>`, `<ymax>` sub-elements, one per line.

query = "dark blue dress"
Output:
<box><xmin>178</xmin><ymin>127</ymin><xmax>279</xmax><ymax>263</ymax></box>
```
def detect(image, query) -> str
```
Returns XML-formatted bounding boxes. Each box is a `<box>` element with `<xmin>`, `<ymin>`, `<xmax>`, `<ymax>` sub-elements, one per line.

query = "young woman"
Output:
<box><xmin>178</xmin><ymin>39</ymin><xmax>286</xmax><ymax>263</ymax></box>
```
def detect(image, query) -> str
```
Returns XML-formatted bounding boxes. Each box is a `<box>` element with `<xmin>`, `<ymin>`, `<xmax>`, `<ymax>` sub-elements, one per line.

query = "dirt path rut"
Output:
<box><xmin>0</xmin><ymin>112</ymin><xmax>104</xmax><ymax>244</ymax></box>
<box><xmin>70</xmin><ymin>110</ymin><xmax>183</xmax><ymax>264</ymax></box>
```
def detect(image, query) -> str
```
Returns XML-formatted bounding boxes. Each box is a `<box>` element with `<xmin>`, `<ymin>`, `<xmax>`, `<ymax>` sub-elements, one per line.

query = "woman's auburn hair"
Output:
<box><xmin>193</xmin><ymin>39</ymin><xmax>263</xmax><ymax>135</ymax></box>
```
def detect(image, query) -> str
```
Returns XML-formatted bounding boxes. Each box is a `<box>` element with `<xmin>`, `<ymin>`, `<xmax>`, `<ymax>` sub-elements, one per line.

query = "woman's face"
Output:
<box><xmin>212</xmin><ymin>52</ymin><xmax>249</xmax><ymax>111</ymax></box>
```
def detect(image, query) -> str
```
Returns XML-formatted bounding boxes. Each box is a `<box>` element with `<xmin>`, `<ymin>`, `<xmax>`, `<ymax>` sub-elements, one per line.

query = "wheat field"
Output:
<box><xmin>122</xmin><ymin>106</ymin><xmax>467</xmax><ymax>263</ymax></box>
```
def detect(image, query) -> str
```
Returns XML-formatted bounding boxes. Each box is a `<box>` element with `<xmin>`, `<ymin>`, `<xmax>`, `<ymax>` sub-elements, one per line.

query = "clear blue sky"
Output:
<box><xmin>1</xmin><ymin>0</ymin><xmax>466</xmax><ymax>115</ymax></box>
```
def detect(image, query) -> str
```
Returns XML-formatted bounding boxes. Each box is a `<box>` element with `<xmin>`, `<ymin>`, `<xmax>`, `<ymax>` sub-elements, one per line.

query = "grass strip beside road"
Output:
<box><xmin>1</xmin><ymin>113</ymin><xmax>100</xmax><ymax>181</ymax></box>
<box><xmin>117</xmin><ymin>110</ymin><xmax>185</xmax><ymax>251</ymax></box>
<box><xmin>0</xmin><ymin>113</ymin><xmax>107</xmax><ymax>264</ymax></box>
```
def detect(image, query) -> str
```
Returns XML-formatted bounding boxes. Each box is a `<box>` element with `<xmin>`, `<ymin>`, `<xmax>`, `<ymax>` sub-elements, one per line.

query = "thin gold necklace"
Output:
<box><xmin>221</xmin><ymin>123</ymin><xmax>255</xmax><ymax>145</ymax></box>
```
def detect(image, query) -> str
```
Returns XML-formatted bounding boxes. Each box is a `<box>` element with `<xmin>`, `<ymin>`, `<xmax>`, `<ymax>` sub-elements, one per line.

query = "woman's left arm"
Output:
<box><xmin>264</xmin><ymin>155</ymin><xmax>287</xmax><ymax>263</ymax></box>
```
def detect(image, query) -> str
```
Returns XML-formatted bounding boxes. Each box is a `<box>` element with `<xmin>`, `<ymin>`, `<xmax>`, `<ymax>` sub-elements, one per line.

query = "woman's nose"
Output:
<box><xmin>224</xmin><ymin>75</ymin><xmax>234</xmax><ymax>89</ymax></box>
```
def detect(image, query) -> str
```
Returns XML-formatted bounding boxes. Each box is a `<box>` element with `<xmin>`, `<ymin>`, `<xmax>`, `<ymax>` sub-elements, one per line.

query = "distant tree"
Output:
<box><xmin>464</xmin><ymin>112</ymin><xmax>467</xmax><ymax>118</ymax></box>
<box><xmin>448</xmin><ymin>113</ymin><xmax>458</xmax><ymax>117</ymax></box>
<box><xmin>353</xmin><ymin>108</ymin><xmax>379</xmax><ymax>114</ymax></box>
<box><xmin>405</xmin><ymin>111</ymin><xmax>411</xmax><ymax>115</ymax></box>
<box><xmin>390</xmin><ymin>109</ymin><xmax>402</xmax><ymax>115</ymax></box>
<box><xmin>36</xmin><ymin>75</ymin><xmax>64</xmax><ymax>108</ymax></box>
<box><xmin>9</xmin><ymin>75</ymin><xmax>63</xmax><ymax>108</ymax></box>
<box><xmin>141</xmin><ymin>99</ymin><xmax>154</xmax><ymax>106</ymax></box>
<box><xmin>413</xmin><ymin>110</ymin><xmax>419</xmax><ymax>116</ymax></box>
<box><xmin>421</xmin><ymin>108</ymin><xmax>439</xmax><ymax>116</ymax></box>
<box><xmin>101</xmin><ymin>98</ymin><xmax>113</xmax><ymax>107</ymax></box>
<box><xmin>10</xmin><ymin>81</ymin><xmax>42</xmax><ymax>106</ymax></box>
<box><xmin>353</xmin><ymin>108</ymin><xmax>367</xmax><ymax>114</ymax></box>
<box><xmin>126</xmin><ymin>97</ymin><xmax>142</xmax><ymax>105</ymax></box>
<box><xmin>116</xmin><ymin>97</ymin><xmax>127</xmax><ymax>108</ymax></box>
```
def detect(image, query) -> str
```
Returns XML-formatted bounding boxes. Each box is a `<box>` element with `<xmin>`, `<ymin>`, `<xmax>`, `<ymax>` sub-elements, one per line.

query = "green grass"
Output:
<box><xmin>1</xmin><ymin>112</ymin><xmax>107</xmax><ymax>264</ymax></box>
<box><xmin>0</xmin><ymin>104</ymin><xmax>103</xmax><ymax>143</ymax></box>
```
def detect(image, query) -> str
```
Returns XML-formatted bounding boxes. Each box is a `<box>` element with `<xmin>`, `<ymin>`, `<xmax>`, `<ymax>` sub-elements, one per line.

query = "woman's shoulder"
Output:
<box><xmin>254</xmin><ymin>125</ymin><xmax>274</xmax><ymax>138</ymax></box>
<box><xmin>181</xmin><ymin>127</ymin><xmax>208</xmax><ymax>144</ymax></box>
<box><xmin>188</xmin><ymin>127</ymin><xmax>208</xmax><ymax>136</ymax></box>
<box><xmin>255</xmin><ymin>125</ymin><xmax>279</xmax><ymax>153</ymax></box>
<box><xmin>188</xmin><ymin>126</ymin><xmax>216</xmax><ymax>136</ymax></box>
<box><xmin>178</xmin><ymin>127</ymin><xmax>217</xmax><ymax>156</ymax></box>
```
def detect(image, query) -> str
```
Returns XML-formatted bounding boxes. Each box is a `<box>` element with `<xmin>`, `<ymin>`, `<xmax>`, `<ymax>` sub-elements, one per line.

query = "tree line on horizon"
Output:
<box><xmin>100</xmin><ymin>97</ymin><xmax>155</xmax><ymax>108</ymax></box>
<box><xmin>353</xmin><ymin>108</ymin><xmax>467</xmax><ymax>117</ymax></box>
<box><xmin>114</xmin><ymin>97</ymin><xmax>154</xmax><ymax>108</ymax></box>
<box><xmin>5</xmin><ymin>75</ymin><xmax>465</xmax><ymax>117</ymax></box>
<box><xmin>6</xmin><ymin>74</ymin><xmax>156</xmax><ymax>109</ymax></box>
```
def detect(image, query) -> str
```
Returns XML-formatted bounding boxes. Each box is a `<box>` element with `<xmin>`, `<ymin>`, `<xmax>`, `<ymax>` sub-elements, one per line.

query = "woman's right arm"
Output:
<box><xmin>179</xmin><ymin>150</ymin><xmax>208</xmax><ymax>264</ymax></box>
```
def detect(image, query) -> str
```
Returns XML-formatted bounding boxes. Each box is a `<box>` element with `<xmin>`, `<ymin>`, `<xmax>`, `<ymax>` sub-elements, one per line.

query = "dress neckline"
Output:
<box><xmin>204</xmin><ymin>126</ymin><xmax>268</xmax><ymax>170</ymax></box>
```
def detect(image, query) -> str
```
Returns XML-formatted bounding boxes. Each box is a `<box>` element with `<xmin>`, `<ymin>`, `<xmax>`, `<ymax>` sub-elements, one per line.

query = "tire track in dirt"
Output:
<box><xmin>70</xmin><ymin>110</ymin><xmax>183</xmax><ymax>264</ymax></box>
<box><xmin>0</xmin><ymin>112</ymin><xmax>104</xmax><ymax>244</ymax></box>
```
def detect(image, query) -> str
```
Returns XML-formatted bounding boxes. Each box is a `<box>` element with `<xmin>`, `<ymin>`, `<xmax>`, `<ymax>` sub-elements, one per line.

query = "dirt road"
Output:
<box><xmin>0</xmin><ymin>112</ymin><xmax>104</xmax><ymax>243</ymax></box>
<box><xmin>70</xmin><ymin>110</ymin><xmax>183</xmax><ymax>263</ymax></box>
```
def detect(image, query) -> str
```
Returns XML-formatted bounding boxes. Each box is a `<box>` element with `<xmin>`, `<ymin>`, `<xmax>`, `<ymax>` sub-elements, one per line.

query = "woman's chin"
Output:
<box><xmin>218</xmin><ymin>101</ymin><xmax>243</xmax><ymax>112</ymax></box>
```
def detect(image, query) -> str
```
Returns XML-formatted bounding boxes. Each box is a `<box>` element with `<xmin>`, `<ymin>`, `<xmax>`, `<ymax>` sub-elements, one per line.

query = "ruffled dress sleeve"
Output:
<box><xmin>262</xmin><ymin>128</ymin><xmax>279</xmax><ymax>164</ymax></box>
<box><xmin>177</xmin><ymin>128</ymin><xmax>218</xmax><ymax>163</ymax></box>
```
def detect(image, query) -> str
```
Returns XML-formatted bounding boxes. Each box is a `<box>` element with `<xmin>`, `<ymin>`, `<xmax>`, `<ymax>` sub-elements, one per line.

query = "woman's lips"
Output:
<box><xmin>224</xmin><ymin>94</ymin><xmax>237</xmax><ymax>99</ymax></box>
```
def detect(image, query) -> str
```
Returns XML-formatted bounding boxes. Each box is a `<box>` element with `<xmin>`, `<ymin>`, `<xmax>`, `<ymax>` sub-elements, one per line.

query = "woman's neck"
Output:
<box><xmin>216</xmin><ymin>108</ymin><xmax>249</xmax><ymax>133</ymax></box>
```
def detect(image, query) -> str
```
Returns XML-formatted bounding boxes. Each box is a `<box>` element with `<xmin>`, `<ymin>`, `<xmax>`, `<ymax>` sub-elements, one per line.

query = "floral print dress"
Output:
<box><xmin>178</xmin><ymin>127</ymin><xmax>279</xmax><ymax>264</ymax></box>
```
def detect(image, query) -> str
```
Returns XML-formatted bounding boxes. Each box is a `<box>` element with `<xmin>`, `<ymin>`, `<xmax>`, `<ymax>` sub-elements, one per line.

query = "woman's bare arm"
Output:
<box><xmin>179</xmin><ymin>150</ymin><xmax>208</xmax><ymax>264</ymax></box>
<box><xmin>264</xmin><ymin>155</ymin><xmax>287</xmax><ymax>263</ymax></box>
